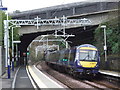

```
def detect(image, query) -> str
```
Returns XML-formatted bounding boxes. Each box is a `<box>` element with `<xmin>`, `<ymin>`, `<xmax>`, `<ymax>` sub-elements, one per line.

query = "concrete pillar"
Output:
<box><xmin>72</xmin><ymin>7</ymin><xmax>76</xmax><ymax>15</ymax></box>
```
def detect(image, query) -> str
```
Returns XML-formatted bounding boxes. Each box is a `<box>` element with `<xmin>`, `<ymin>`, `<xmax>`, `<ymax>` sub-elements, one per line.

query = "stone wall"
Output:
<box><xmin>100</xmin><ymin>55</ymin><xmax>120</xmax><ymax>72</ymax></box>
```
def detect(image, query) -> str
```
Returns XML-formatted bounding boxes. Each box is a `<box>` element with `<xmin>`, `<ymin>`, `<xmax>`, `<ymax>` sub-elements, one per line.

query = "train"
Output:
<box><xmin>45</xmin><ymin>44</ymin><xmax>100</xmax><ymax>77</ymax></box>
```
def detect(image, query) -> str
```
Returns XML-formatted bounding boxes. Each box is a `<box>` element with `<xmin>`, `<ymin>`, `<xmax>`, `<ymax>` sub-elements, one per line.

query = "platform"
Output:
<box><xmin>99</xmin><ymin>70</ymin><xmax>120</xmax><ymax>78</ymax></box>
<box><xmin>28</xmin><ymin>65</ymin><xmax>65</xmax><ymax>89</ymax></box>
<box><xmin>1</xmin><ymin>67</ymin><xmax>19</xmax><ymax>89</ymax></box>
<box><xmin>14</xmin><ymin>66</ymin><xmax>34</xmax><ymax>88</ymax></box>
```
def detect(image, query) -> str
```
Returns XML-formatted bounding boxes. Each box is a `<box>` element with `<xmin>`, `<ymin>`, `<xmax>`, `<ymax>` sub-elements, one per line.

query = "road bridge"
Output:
<box><xmin>11</xmin><ymin>2</ymin><xmax>118</xmax><ymax>19</ymax></box>
<box><xmin>10</xmin><ymin>2</ymin><xmax>118</xmax><ymax>35</ymax></box>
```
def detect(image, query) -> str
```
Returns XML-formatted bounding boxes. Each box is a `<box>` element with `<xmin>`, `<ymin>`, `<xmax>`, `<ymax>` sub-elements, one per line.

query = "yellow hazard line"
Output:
<box><xmin>28</xmin><ymin>66</ymin><xmax>48</xmax><ymax>88</ymax></box>
<box><xmin>34</xmin><ymin>65</ymin><xmax>64</xmax><ymax>88</ymax></box>
<box><xmin>26</xmin><ymin>66</ymin><xmax>37</xmax><ymax>88</ymax></box>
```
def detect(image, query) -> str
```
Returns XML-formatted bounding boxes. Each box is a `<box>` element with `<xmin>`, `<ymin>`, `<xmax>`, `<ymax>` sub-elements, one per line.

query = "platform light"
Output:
<box><xmin>101</xmin><ymin>25</ymin><xmax>107</xmax><ymax>62</ymax></box>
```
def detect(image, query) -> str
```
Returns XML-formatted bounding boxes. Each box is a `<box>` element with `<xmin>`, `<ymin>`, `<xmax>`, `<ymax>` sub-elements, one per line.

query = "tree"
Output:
<box><xmin>0</xmin><ymin>11</ymin><xmax>20</xmax><ymax>47</ymax></box>
<box><xmin>0</xmin><ymin>11</ymin><xmax>20</xmax><ymax>62</ymax></box>
<box><xmin>94</xmin><ymin>17</ymin><xmax>120</xmax><ymax>55</ymax></box>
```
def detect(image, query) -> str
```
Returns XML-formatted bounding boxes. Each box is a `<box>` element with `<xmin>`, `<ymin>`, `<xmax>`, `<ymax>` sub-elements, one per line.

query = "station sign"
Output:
<box><xmin>0</xmin><ymin>7</ymin><xmax>7</xmax><ymax>10</ymax></box>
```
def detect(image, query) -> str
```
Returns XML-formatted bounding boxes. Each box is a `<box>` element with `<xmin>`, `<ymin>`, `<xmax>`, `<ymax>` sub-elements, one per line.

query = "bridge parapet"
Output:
<box><xmin>10</xmin><ymin>2</ymin><xmax>118</xmax><ymax>19</ymax></box>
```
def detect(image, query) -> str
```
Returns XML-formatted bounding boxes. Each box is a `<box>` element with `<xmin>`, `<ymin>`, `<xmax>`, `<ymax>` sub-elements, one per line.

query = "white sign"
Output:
<box><xmin>13</xmin><ymin>41</ymin><xmax>21</xmax><ymax>43</ymax></box>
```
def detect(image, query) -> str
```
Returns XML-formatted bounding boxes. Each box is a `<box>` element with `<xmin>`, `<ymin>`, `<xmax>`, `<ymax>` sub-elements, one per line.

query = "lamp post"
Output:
<box><xmin>13</xmin><ymin>41</ymin><xmax>21</xmax><ymax>67</ymax></box>
<box><xmin>101</xmin><ymin>25</ymin><xmax>107</xmax><ymax>62</ymax></box>
<box><xmin>11</xmin><ymin>26</ymin><xmax>20</xmax><ymax>71</ymax></box>
<box><xmin>11</xmin><ymin>27</ymin><xmax>15</xmax><ymax>71</ymax></box>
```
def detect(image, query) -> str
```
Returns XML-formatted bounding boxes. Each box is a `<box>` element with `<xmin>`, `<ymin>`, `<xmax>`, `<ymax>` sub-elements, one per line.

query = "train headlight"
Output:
<box><xmin>77</xmin><ymin>61</ymin><xmax>81</xmax><ymax>66</ymax></box>
<box><xmin>95</xmin><ymin>64</ymin><xmax>99</xmax><ymax>68</ymax></box>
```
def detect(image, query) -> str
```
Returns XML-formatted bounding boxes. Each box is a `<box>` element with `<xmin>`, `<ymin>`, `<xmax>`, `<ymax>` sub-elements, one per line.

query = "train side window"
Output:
<box><xmin>63</xmin><ymin>49</ymin><xmax>69</xmax><ymax>60</ymax></box>
<box><xmin>69</xmin><ymin>49</ymin><xmax>76</xmax><ymax>61</ymax></box>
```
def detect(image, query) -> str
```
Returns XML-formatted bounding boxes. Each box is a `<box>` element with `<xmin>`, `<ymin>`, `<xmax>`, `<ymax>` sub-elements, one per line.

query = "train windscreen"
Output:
<box><xmin>79</xmin><ymin>50</ymin><xmax>98</xmax><ymax>61</ymax></box>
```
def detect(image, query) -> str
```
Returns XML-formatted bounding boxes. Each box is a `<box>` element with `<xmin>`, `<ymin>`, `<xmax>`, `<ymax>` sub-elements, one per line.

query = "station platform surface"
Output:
<box><xmin>0</xmin><ymin>67</ymin><xmax>19</xmax><ymax>89</ymax></box>
<box><xmin>14</xmin><ymin>66</ymin><xmax>34</xmax><ymax>88</ymax></box>
<box><xmin>1</xmin><ymin>65</ymin><xmax>66</xmax><ymax>89</ymax></box>
<box><xmin>0</xmin><ymin>66</ymin><xmax>35</xmax><ymax>89</ymax></box>
<box><xmin>99</xmin><ymin>70</ymin><xmax>120</xmax><ymax>78</ymax></box>
<box><xmin>28</xmin><ymin>65</ymin><xmax>64</xmax><ymax>89</ymax></box>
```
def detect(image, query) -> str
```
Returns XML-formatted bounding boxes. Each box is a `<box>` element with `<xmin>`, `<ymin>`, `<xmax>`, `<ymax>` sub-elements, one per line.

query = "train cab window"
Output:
<box><xmin>79</xmin><ymin>50</ymin><xmax>98</xmax><ymax>61</ymax></box>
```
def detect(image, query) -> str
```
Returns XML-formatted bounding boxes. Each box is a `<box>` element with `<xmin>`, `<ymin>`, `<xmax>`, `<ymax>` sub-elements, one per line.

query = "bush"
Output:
<box><xmin>94</xmin><ymin>17</ymin><xmax>120</xmax><ymax>55</ymax></box>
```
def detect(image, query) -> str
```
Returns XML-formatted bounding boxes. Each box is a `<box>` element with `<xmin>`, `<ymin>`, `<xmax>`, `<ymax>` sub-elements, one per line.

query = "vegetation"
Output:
<box><xmin>0</xmin><ymin>12</ymin><xmax>2</xmax><ymax>45</ymax></box>
<box><xmin>0</xmin><ymin>11</ymin><xmax>20</xmax><ymax>47</ymax></box>
<box><xmin>94</xmin><ymin>17</ymin><xmax>120</xmax><ymax>70</ymax></box>
<box><xmin>94</xmin><ymin>17</ymin><xmax>120</xmax><ymax>55</ymax></box>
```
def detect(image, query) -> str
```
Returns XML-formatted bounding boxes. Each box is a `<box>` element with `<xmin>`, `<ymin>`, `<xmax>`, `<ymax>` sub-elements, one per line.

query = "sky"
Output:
<box><xmin>2</xmin><ymin>0</ymin><xmax>87</xmax><ymax>13</ymax></box>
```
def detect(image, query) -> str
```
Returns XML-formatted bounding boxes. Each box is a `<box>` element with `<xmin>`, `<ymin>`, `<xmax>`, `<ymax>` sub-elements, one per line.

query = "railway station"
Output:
<box><xmin>0</xmin><ymin>0</ymin><xmax>120</xmax><ymax>89</ymax></box>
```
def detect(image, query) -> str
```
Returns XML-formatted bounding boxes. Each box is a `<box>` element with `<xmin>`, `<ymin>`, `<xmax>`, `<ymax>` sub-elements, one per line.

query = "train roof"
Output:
<box><xmin>77</xmin><ymin>44</ymin><xmax>97</xmax><ymax>49</ymax></box>
<box><xmin>47</xmin><ymin>44</ymin><xmax>97</xmax><ymax>53</ymax></box>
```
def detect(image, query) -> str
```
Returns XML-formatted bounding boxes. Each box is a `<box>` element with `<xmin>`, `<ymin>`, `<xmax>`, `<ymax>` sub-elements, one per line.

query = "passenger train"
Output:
<box><xmin>45</xmin><ymin>44</ymin><xmax>100</xmax><ymax>77</ymax></box>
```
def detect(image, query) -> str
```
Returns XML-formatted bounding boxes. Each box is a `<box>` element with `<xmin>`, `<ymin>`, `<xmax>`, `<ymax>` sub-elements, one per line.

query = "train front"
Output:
<box><xmin>75</xmin><ymin>44</ymin><xmax>100</xmax><ymax>76</ymax></box>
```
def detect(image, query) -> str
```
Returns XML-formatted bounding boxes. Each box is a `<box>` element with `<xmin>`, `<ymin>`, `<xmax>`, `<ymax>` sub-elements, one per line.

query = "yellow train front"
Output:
<box><xmin>74</xmin><ymin>44</ymin><xmax>100</xmax><ymax>76</ymax></box>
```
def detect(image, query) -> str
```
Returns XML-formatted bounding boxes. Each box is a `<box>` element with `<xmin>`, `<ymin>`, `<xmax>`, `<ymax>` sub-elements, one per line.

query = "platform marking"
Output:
<box><xmin>99</xmin><ymin>70</ymin><xmax>120</xmax><ymax>77</ymax></box>
<box><xmin>12</xmin><ymin>67</ymin><xmax>21</xmax><ymax>89</ymax></box>
<box><xmin>20</xmin><ymin>77</ymin><xmax>28</xmax><ymax>79</ymax></box>
<box><xmin>28</xmin><ymin>66</ymin><xmax>48</xmax><ymax>88</ymax></box>
<box><xmin>26</xmin><ymin>66</ymin><xmax>37</xmax><ymax>89</ymax></box>
<box><xmin>34</xmin><ymin>65</ymin><xmax>64</xmax><ymax>88</ymax></box>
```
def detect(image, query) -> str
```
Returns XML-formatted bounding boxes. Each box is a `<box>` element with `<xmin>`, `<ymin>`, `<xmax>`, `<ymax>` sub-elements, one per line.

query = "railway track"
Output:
<box><xmin>92</xmin><ymin>80</ymin><xmax>120</xmax><ymax>89</ymax></box>
<box><xmin>36</xmin><ymin>61</ymin><xmax>120</xmax><ymax>89</ymax></box>
<box><xmin>82</xmin><ymin>80</ymin><xmax>107</xmax><ymax>89</ymax></box>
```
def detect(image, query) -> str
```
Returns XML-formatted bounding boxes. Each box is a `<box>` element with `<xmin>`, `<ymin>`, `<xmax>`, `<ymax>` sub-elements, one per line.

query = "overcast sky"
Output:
<box><xmin>2</xmin><ymin>0</ymin><xmax>87</xmax><ymax>12</ymax></box>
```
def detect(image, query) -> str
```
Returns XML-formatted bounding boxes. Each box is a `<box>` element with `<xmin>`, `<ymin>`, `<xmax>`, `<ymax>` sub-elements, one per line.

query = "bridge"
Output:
<box><xmin>10</xmin><ymin>2</ymin><xmax>118</xmax><ymax>35</ymax></box>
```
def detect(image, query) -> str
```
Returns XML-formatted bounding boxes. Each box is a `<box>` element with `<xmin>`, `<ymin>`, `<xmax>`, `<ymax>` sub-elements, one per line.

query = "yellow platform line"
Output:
<box><xmin>34</xmin><ymin>65</ymin><xmax>64</xmax><ymax>88</ymax></box>
<box><xmin>26</xmin><ymin>66</ymin><xmax>37</xmax><ymax>88</ymax></box>
<box><xmin>28</xmin><ymin>66</ymin><xmax>48</xmax><ymax>88</ymax></box>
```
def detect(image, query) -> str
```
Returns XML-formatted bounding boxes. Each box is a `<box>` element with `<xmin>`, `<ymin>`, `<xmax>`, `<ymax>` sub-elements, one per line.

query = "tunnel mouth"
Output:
<box><xmin>19</xmin><ymin>25</ymin><xmax>98</xmax><ymax>64</ymax></box>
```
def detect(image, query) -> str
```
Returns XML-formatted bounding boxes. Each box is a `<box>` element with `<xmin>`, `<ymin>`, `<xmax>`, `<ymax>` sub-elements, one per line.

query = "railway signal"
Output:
<box><xmin>62</xmin><ymin>59</ymin><xmax>68</xmax><ymax>61</ymax></box>
<box><xmin>27</xmin><ymin>51</ymin><xmax>30</xmax><ymax>55</ymax></box>
<box><xmin>23</xmin><ymin>52</ymin><xmax>26</xmax><ymax>56</ymax></box>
